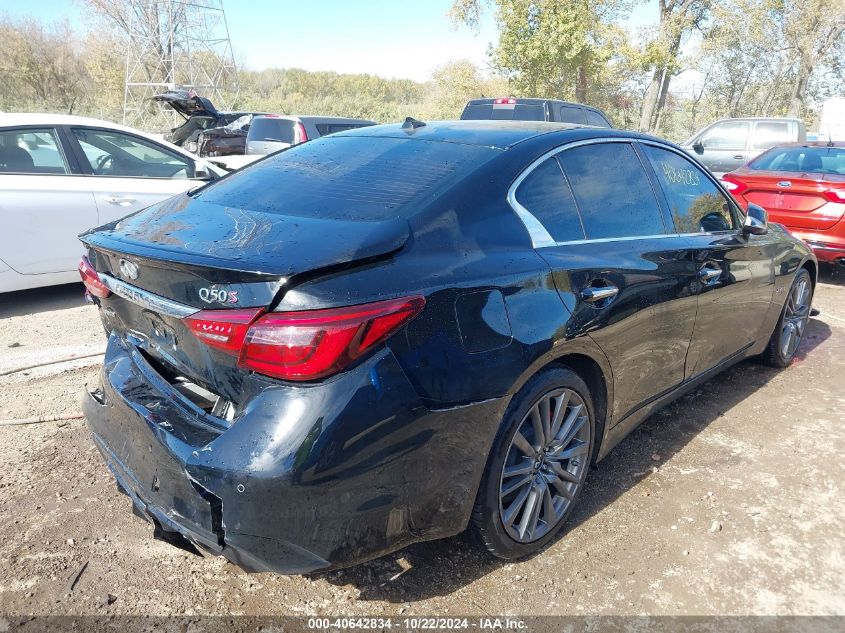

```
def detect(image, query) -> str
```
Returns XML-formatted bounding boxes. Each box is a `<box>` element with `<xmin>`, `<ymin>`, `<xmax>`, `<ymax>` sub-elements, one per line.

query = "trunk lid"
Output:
<box><xmin>152</xmin><ymin>90</ymin><xmax>219</xmax><ymax>120</ymax></box>
<box><xmin>736</xmin><ymin>170</ymin><xmax>845</xmax><ymax>229</ymax></box>
<box><xmin>80</xmin><ymin>193</ymin><xmax>410</xmax><ymax>414</ymax></box>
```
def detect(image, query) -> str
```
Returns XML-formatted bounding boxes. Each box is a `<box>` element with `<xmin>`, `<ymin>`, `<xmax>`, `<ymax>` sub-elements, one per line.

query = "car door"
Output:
<box><xmin>639</xmin><ymin>142</ymin><xmax>776</xmax><ymax>377</ymax></box>
<box><xmin>0</xmin><ymin>126</ymin><xmax>97</xmax><ymax>275</ymax></box>
<box><xmin>513</xmin><ymin>140</ymin><xmax>700</xmax><ymax>424</ymax></box>
<box><xmin>65</xmin><ymin>126</ymin><xmax>203</xmax><ymax>225</ymax></box>
<box><xmin>695</xmin><ymin>120</ymin><xmax>751</xmax><ymax>176</ymax></box>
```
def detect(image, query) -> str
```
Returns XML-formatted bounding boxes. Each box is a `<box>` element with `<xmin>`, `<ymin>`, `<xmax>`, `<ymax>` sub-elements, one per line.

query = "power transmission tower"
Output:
<box><xmin>122</xmin><ymin>0</ymin><xmax>239</xmax><ymax>132</ymax></box>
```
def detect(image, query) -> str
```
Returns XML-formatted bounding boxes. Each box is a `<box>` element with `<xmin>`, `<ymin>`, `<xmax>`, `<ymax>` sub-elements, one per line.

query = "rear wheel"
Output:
<box><xmin>760</xmin><ymin>268</ymin><xmax>813</xmax><ymax>367</ymax></box>
<box><xmin>470</xmin><ymin>367</ymin><xmax>594</xmax><ymax>559</ymax></box>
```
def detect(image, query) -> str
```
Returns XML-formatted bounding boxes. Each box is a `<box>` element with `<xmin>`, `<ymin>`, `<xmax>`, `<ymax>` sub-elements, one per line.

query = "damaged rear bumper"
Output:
<box><xmin>82</xmin><ymin>335</ymin><xmax>506</xmax><ymax>573</ymax></box>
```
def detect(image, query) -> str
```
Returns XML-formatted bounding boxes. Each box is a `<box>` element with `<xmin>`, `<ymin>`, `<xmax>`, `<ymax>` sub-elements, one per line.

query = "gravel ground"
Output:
<box><xmin>1</xmin><ymin>270</ymin><xmax>844</xmax><ymax>619</ymax></box>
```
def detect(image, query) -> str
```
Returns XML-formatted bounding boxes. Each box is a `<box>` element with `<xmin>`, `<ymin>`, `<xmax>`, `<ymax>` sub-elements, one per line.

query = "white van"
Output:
<box><xmin>819</xmin><ymin>97</ymin><xmax>845</xmax><ymax>141</ymax></box>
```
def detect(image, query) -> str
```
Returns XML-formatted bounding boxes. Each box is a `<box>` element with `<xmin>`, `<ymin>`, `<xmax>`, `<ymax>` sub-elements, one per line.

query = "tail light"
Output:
<box><xmin>294</xmin><ymin>122</ymin><xmax>308</xmax><ymax>144</ymax></box>
<box><xmin>823</xmin><ymin>189</ymin><xmax>845</xmax><ymax>203</ymax></box>
<box><xmin>720</xmin><ymin>176</ymin><xmax>748</xmax><ymax>196</ymax></box>
<box><xmin>78</xmin><ymin>256</ymin><xmax>111</xmax><ymax>298</ymax></box>
<box><xmin>185</xmin><ymin>308</ymin><xmax>264</xmax><ymax>354</ymax></box>
<box><xmin>186</xmin><ymin>296</ymin><xmax>425</xmax><ymax>381</ymax></box>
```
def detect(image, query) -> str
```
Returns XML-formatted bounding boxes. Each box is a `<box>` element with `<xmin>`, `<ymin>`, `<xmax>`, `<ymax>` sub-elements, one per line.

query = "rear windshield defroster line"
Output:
<box><xmin>195</xmin><ymin>136</ymin><xmax>500</xmax><ymax>222</ymax></box>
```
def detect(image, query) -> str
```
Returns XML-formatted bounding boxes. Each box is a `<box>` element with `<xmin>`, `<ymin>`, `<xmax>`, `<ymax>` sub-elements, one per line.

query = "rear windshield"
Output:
<box><xmin>247</xmin><ymin>118</ymin><xmax>295</xmax><ymax>144</ymax></box>
<box><xmin>749</xmin><ymin>146</ymin><xmax>845</xmax><ymax>175</ymax></box>
<box><xmin>461</xmin><ymin>103</ymin><xmax>546</xmax><ymax>121</ymax></box>
<box><xmin>196</xmin><ymin>136</ymin><xmax>500</xmax><ymax>221</ymax></box>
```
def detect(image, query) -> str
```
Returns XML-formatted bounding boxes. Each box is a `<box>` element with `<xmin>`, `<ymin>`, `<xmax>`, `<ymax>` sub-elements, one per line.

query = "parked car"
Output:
<box><xmin>196</xmin><ymin>114</ymin><xmax>255</xmax><ymax>157</ymax></box>
<box><xmin>722</xmin><ymin>141</ymin><xmax>845</xmax><ymax>265</ymax></box>
<box><xmin>79</xmin><ymin>121</ymin><xmax>815</xmax><ymax>574</ymax></box>
<box><xmin>0</xmin><ymin>113</ymin><xmax>224</xmax><ymax>294</ymax></box>
<box><xmin>460</xmin><ymin>97</ymin><xmax>612</xmax><ymax>127</ymax></box>
<box><xmin>682</xmin><ymin>117</ymin><xmax>806</xmax><ymax>176</ymax></box>
<box><xmin>151</xmin><ymin>90</ymin><xmax>266</xmax><ymax>155</ymax></box>
<box><xmin>244</xmin><ymin>114</ymin><xmax>377</xmax><ymax>156</ymax></box>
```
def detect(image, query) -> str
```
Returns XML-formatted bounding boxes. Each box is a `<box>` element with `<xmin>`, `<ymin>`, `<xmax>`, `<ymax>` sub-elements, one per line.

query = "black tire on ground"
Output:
<box><xmin>760</xmin><ymin>268</ymin><xmax>814</xmax><ymax>368</ymax></box>
<box><xmin>469</xmin><ymin>366</ymin><xmax>595</xmax><ymax>560</ymax></box>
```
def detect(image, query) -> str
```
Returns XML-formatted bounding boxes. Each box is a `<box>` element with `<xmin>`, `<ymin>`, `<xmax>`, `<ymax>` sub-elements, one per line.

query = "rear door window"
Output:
<box><xmin>750</xmin><ymin>121</ymin><xmax>790</xmax><ymax>150</ymax></box>
<box><xmin>0</xmin><ymin>128</ymin><xmax>69</xmax><ymax>174</ymax></box>
<box><xmin>700</xmin><ymin>121</ymin><xmax>750</xmax><ymax>150</ymax></box>
<box><xmin>315</xmin><ymin>123</ymin><xmax>372</xmax><ymax>136</ymax></box>
<box><xmin>514</xmin><ymin>157</ymin><xmax>586</xmax><ymax>242</ymax></box>
<box><xmin>557</xmin><ymin>142</ymin><xmax>667</xmax><ymax>239</ymax></box>
<box><xmin>248</xmin><ymin>118</ymin><xmax>295</xmax><ymax>143</ymax></box>
<box><xmin>643</xmin><ymin>145</ymin><xmax>738</xmax><ymax>233</ymax></box>
<box><xmin>558</xmin><ymin>106</ymin><xmax>586</xmax><ymax>124</ymax></box>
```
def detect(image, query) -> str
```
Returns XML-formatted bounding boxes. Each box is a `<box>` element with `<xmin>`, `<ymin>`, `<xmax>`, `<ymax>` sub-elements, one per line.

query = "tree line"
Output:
<box><xmin>0</xmin><ymin>0</ymin><xmax>842</xmax><ymax>143</ymax></box>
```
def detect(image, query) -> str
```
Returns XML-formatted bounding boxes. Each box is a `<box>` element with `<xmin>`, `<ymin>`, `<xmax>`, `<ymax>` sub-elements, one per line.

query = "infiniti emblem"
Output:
<box><xmin>778</xmin><ymin>181</ymin><xmax>792</xmax><ymax>188</ymax></box>
<box><xmin>119</xmin><ymin>258</ymin><xmax>139</xmax><ymax>280</ymax></box>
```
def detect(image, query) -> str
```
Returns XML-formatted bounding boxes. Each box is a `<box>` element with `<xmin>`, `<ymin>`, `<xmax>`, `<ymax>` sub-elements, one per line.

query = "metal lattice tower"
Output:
<box><xmin>122</xmin><ymin>0</ymin><xmax>239</xmax><ymax>132</ymax></box>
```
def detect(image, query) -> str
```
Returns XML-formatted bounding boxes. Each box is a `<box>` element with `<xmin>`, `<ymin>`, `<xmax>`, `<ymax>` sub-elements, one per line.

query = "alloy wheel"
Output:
<box><xmin>498</xmin><ymin>388</ymin><xmax>591</xmax><ymax>543</ymax></box>
<box><xmin>780</xmin><ymin>275</ymin><xmax>811</xmax><ymax>359</ymax></box>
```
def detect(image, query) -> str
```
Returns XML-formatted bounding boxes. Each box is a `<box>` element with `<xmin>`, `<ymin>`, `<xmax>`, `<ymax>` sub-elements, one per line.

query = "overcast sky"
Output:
<box><xmin>5</xmin><ymin>0</ymin><xmax>660</xmax><ymax>82</ymax></box>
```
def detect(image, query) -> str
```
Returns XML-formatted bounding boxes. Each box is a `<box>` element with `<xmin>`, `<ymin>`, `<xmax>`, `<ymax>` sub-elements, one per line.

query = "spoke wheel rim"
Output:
<box><xmin>498</xmin><ymin>388</ymin><xmax>590</xmax><ymax>544</ymax></box>
<box><xmin>780</xmin><ymin>277</ymin><xmax>811</xmax><ymax>360</ymax></box>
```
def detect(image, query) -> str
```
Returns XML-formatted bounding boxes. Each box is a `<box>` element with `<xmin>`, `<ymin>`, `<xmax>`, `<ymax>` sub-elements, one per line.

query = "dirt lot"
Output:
<box><xmin>1</xmin><ymin>269</ymin><xmax>844</xmax><ymax>619</ymax></box>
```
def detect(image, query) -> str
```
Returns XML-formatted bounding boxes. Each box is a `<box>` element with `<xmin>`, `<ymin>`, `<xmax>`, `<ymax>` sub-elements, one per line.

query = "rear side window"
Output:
<box><xmin>558</xmin><ymin>106</ymin><xmax>585</xmax><ymax>124</ymax></box>
<box><xmin>557</xmin><ymin>143</ymin><xmax>667</xmax><ymax>239</ymax></box>
<box><xmin>0</xmin><ymin>128</ymin><xmax>68</xmax><ymax>174</ymax></box>
<box><xmin>198</xmin><ymin>136</ymin><xmax>500</xmax><ymax>221</ymax></box>
<box><xmin>751</xmin><ymin>121</ymin><xmax>790</xmax><ymax>150</ymax></box>
<box><xmin>643</xmin><ymin>145</ymin><xmax>737</xmax><ymax>233</ymax></box>
<box><xmin>514</xmin><ymin>157</ymin><xmax>585</xmax><ymax>242</ymax></box>
<box><xmin>700</xmin><ymin>121</ymin><xmax>749</xmax><ymax>150</ymax></box>
<box><xmin>248</xmin><ymin>118</ymin><xmax>295</xmax><ymax>144</ymax></box>
<box><xmin>585</xmin><ymin>110</ymin><xmax>610</xmax><ymax>127</ymax></box>
<box><xmin>315</xmin><ymin>123</ymin><xmax>372</xmax><ymax>136</ymax></box>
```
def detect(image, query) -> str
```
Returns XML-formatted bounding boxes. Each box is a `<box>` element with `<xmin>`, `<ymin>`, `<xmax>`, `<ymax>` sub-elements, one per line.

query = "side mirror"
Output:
<box><xmin>194</xmin><ymin>165</ymin><xmax>215</xmax><ymax>181</ymax></box>
<box><xmin>692</xmin><ymin>140</ymin><xmax>704</xmax><ymax>155</ymax></box>
<box><xmin>742</xmin><ymin>203</ymin><xmax>768</xmax><ymax>236</ymax></box>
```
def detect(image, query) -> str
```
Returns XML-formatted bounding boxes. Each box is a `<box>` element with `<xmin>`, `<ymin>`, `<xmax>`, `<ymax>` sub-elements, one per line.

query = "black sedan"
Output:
<box><xmin>78</xmin><ymin>121</ymin><xmax>816</xmax><ymax>573</ymax></box>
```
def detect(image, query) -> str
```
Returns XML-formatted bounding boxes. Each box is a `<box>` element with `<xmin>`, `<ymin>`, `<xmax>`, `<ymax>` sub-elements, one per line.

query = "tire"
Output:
<box><xmin>760</xmin><ymin>268</ymin><xmax>813</xmax><ymax>368</ymax></box>
<box><xmin>470</xmin><ymin>367</ymin><xmax>595</xmax><ymax>560</ymax></box>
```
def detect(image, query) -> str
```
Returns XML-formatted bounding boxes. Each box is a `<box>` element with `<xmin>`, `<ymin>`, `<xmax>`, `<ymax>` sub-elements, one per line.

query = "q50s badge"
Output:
<box><xmin>199</xmin><ymin>286</ymin><xmax>239</xmax><ymax>305</ymax></box>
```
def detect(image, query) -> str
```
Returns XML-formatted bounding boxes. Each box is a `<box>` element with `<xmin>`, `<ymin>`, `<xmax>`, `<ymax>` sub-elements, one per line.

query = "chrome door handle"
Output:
<box><xmin>103</xmin><ymin>196</ymin><xmax>136</xmax><ymax>206</ymax></box>
<box><xmin>733</xmin><ymin>155</ymin><xmax>745</xmax><ymax>160</ymax></box>
<box><xmin>581</xmin><ymin>285</ymin><xmax>619</xmax><ymax>303</ymax></box>
<box><xmin>698</xmin><ymin>265</ymin><xmax>722</xmax><ymax>283</ymax></box>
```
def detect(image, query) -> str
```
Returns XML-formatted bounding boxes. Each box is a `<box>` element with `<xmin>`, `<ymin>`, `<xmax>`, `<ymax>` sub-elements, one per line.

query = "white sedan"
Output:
<box><xmin>0</xmin><ymin>113</ymin><xmax>225</xmax><ymax>294</ymax></box>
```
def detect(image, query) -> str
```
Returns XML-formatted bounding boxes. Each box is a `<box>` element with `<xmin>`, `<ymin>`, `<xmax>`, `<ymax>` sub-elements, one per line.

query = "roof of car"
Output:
<box><xmin>464</xmin><ymin>98</ymin><xmax>604</xmax><ymax>111</ymax></box>
<box><xmin>767</xmin><ymin>141</ymin><xmax>845</xmax><ymax>148</ymax></box>
<box><xmin>336</xmin><ymin>120</ymin><xmax>648</xmax><ymax>150</ymax></box>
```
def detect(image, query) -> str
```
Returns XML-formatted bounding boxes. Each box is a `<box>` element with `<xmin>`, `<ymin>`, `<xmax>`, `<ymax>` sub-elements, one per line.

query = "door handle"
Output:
<box><xmin>103</xmin><ymin>196</ymin><xmax>136</xmax><ymax>206</ymax></box>
<box><xmin>581</xmin><ymin>285</ymin><xmax>619</xmax><ymax>304</ymax></box>
<box><xmin>698</xmin><ymin>264</ymin><xmax>722</xmax><ymax>283</ymax></box>
<box><xmin>733</xmin><ymin>155</ymin><xmax>745</xmax><ymax>160</ymax></box>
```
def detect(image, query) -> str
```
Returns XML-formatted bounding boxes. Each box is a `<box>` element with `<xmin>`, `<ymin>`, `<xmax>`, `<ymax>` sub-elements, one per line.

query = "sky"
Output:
<box><xmin>2</xmin><ymin>0</ymin><xmax>662</xmax><ymax>82</ymax></box>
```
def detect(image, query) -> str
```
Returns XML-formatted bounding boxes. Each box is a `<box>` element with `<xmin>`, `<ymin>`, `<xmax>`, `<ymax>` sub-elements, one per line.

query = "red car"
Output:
<box><xmin>722</xmin><ymin>142</ymin><xmax>845</xmax><ymax>265</ymax></box>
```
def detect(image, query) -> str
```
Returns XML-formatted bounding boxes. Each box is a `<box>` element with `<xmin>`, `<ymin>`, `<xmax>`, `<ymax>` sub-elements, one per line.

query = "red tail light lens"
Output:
<box><xmin>185</xmin><ymin>308</ymin><xmax>264</xmax><ymax>354</ymax></box>
<box><xmin>240</xmin><ymin>296</ymin><xmax>425</xmax><ymax>381</ymax></box>
<box><xmin>823</xmin><ymin>189</ymin><xmax>845</xmax><ymax>203</ymax></box>
<box><xmin>294</xmin><ymin>122</ymin><xmax>308</xmax><ymax>144</ymax></box>
<box><xmin>720</xmin><ymin>176</ymin><xmax>748</xmax><ymax>196</ymax></box>
<box><xmin>78</xmin><ymin>256</ymin><xmax>111</xmax><ymax>298</ymax></box>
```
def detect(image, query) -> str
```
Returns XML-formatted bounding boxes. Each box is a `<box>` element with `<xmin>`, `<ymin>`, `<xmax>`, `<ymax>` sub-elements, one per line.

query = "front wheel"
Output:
<box><xmin>760</xmin><ymin>268</ymin><xmax>813</xmax><ymax>368</ymax></box>
<box><xmin>470</xmin><ymin>367</ymin><xmax>594</xmax><ymax>560</ymax></box>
